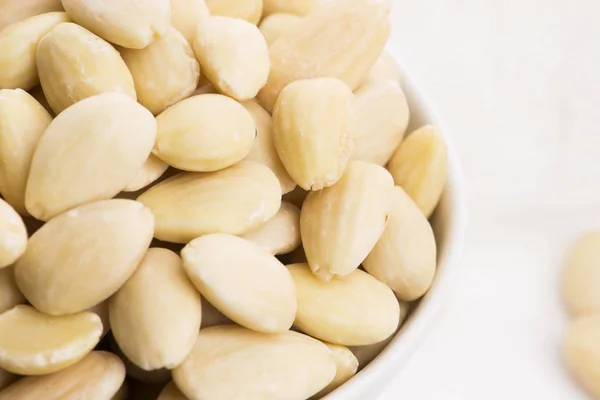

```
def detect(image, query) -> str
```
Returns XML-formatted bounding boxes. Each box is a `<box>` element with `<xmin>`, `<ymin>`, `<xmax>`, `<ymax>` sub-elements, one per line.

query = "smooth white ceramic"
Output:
<box><xmin>324</xmin><ymin>54</ymin><xmax>468</xmax><ymax>400</ymax></box>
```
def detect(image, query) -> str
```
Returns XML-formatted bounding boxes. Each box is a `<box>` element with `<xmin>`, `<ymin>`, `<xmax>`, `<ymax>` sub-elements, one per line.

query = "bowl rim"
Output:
<box><xmin>324</xmin><ymin>53</ymin><xmax>468</xmax><ymax>399</ymax></box>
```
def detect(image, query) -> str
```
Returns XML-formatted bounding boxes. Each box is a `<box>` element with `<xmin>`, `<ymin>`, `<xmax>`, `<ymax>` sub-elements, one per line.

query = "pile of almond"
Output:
<box><xmin>0</xmin><ymin>0</ymin><xmax>448</xmax><ymax>399</ymax></box>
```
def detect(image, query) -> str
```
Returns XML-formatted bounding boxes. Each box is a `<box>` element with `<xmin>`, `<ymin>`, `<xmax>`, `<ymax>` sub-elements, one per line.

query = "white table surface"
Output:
<box><xmin>380</xmin><ymin>1</ymin><xmax>600</xmax><ymax>399</ymax></box>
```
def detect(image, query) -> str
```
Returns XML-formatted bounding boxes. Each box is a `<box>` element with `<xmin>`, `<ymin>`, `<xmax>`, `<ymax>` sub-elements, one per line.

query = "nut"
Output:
<box><xmin>154</xmin><ymin>94</ymin><xmax>255</xmax><ymax>172</ymax></box>
<box><xmin>170</xmin><ymin>0</ymin><xmax>210</xmax><ymax>45</ymax></box>
<box><xmin>0</xmin><ymin>267</ymin><xmax>25</xmax><ymax>315</ymax></box>
<box><xmin>0</xmin><ymin>351</ymin><xmax>125</xmax><ymax>399</ymax></box>
<box><xmin>273</xmin><ymin>78</ymin><xmax>356</xmax><ymax>191</ymax></box>
<box><xmin>182</xmin><ymin>234</ymin><xmax>297</xmax><ymax>333</ymax></box>
<box><xmin>120</xmin><ymin>28</ymin><xmax>200</xmax><ymax>115</ymax></box>
<box><xmin>172</xmin><ymin>325</ymin><xmax>336</xmax><ymax>400</ymax></box>
<box><xmin>0</xmin><ymin>0</ymin><xmax>64</xmax><ymax>31</ymax></box>
<box><xmin>15</xmin><ymin>199</ymin><xmax>154</xmax><ymax>315</ymax></box>
<box><xmin>363</xmin><ymin>186</ymin><xmax>437</xmax><ymax>301</ymax></box>
<box><xmin>0</xmin><ymin>12</ymin><xmax>69</xmax><ymax>90</ymax></box>
<box><xmin>193</xmin><ymin>16</ymin><xmax>270</xmax><ymax>101</ymax></box>
<box><xmin>0</xmin><ymin>305</ymin><xmax>102</xmax><ymax>375</ymax></box>
<box><xmin>387</xmin><ymin>125</ymin><xmax>448</xmax><ymax>217</ymax></box>
<box><xmin>36</xmin><ymin>22</ymin><xmax>136</xmax><ymax>114</ymax></box>
<box><xmin>562</xmin><ymin>231</ymin><xmax>600</xmax><ymax>317</ymax></box>
<box><xmin>258</xmin><ymin>0</ymin><xmax>391</xmax><ymax>112</ymax></box>
<box><xmin>258</xmin><ymin>12</ymin><xmax>303</xmax><ymax>46</ymax></box>
<box><xmin>312</xmin><ymin>344</ymin><xmax>359</xmax><ymax>398</ymax></box>
<box><xmin>25</xmin><ymin>92</ymin><xmax>156</xmax><ymax>221</ymax></box>
<box><xmin>352</xmin><ymin>79</ymin><xmax>410</xmax><ymax>166</ymax></box>
<box><xmin>300</xmin><ymin>161</ymin><xmax>394</xmax><ymax>280</ymax></box>
<box><xmin>563</xmin><ymin>314</ymin><xmax>600</xmax><ymax>399</ymax></box>
<box><xmin>61</xmin><ymin>0</ymin><xmax>171</xmax><ymax>49</ymax></box>
<box><xmin>0</xmin><ymin>199</ymin><xmax>27</xmax><ymax>268</ymax></box>
<box><xmin>0</xmin><ymin>88</ymin><xmax>52</xmax><ymax>214</ymax></box>
<box><xmin>205</xmin><ymin>0</ymin><xmax>263</xmax><ymax>25</ymax></box>
<box><xmin>110</xmin><ymin>248</ymin><xmax>202</xmax><ymax>371</ymax></box>
<box><xmin>137</xmin><ymin>161</ymin><xmax>281</xmax><ymax>243</ymax></box>
<box><xmin>242</xmin><ymin>99</ymin><xmax>296</xmax><ymax>194</ymax></box>
<box><xmin>242</xmin><ymin>201</ymin><xmax>301</xmax><ymax>255</ymax></box>
<box><xmin>158</xmin><ymin>381</ymin><xmax>187</xmax><ymax>400</ymax></box>
<box><xmin>288</xmin><ymin>263</ymin><xmax>401</xmax><ymax>346</ymax></box>
<box><xmin>123</xmin><ymin>155</ymin><xmax>169</xmax><ymax>193</ymax></box>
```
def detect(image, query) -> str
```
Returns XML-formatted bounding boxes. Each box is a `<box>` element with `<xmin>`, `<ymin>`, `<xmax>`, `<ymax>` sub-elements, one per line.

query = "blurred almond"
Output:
<box><xmin>0</xmin><ymin>351</ymin><xmax>125</xmax><ymax>399</ymax></box>
<box><xmin>562</xmin><ymin>231</ymin><xmax>600</xmax><ymax>317</ymax></box>
<box><xmin>273</xmin><ymin>78</ymin><xmax>356</xmax><ymax>191</ymax></box>
<box><xmin>25</xmin><ymin>92</ymin><xmax>156</xmax><ymax>221</ymax></box>
<box><xmin>138</xmin><ymin>161</ymin><xmax>281</xmax><ymax>243</ymax></box>
<box><xmin>0</xmin><ymin>0</ymin><xmax>63</xmax><ymax>31</ymax></box>
<box><xmin>0</xmin><ymin>266</ymin><xmax>25</xmax><ymax>315</ymax></box>
<box><xmin>300</xmin><ymin>161</ymin><xmax>393</xmax><ymax>280</ymax></box>
<box><xmin>36</xmin><ymin>22</ymin><xmax>136</xmax><ymax>114</ymax></box>
<box><xmin>387</xmin><ymin>125</ymin><xmax>448</xmax><ymax>217</ymax></box>
<box><xmin>312</xmin><ymin>344</ymin><xmax>359</xmax><ymax>398</ymax></box>
<box><xmin>258</xmin><ymin>0</ymin><xmax>390</xmax><ymax>112</ymax></box>
<box><xmin>172</xmin><ymin>325</ymin><xmax>336</xmax><ymax>400</ymax></box>
<box><xmin>0</xmin><ymin>12</ymin><xmax>69</xmax><ymax>90</ymax></box>
<box><xmin>258</xmin><ymin>12</ymin><xmax>302</xmax><ymax>46</ymax></box>
<box><xmin>0</xmin><ymin>89</ymin><xmax>52</xmax><ymax>214</ymax></box>
<box><xmin>193</xmin><ymin>16</ymin><xmax>270</xmax><ymax>101</ymax></box>
<box><xmin>0</xmin><ymin>305</ymin><xmax>102</xmax><ymax>375</ymax></box>
<box><xmin>563</xmin><ymin>314</ymin><xmax>600</xmax><ymax>399</ymax></box>
<box><xmin>61</xmin><ymin>0</ymin><xmax>171</xmax><ymax>49</ymax></box>
<box><xmin>154</xmin><ymin>94</ymin><xmax>255</xmax><ymax>171</ymax></box>
<box><xmin>242</xmin><ymin>201</ymin><xmax>301</xmax><ymax>255</ymax></box>
<box><xmin>289</xmin><ymin>263</ymin><xmax>400</xmax><ymax>346</ymax></box>
<box><xmin>170</xmin><ymin>0</ymin><xmax>210</xmax><ymax>45</ymax></box>
<box><xmin>182</xmin><ymin>234</ymin><xmax>296</xmax><ymax>333</ymax></box>
<box><xmin>15</xmin><ymin>199</ymin><xmax>154</xmax><ymax>315</ymax></box>
<box><xmin>205</xmin><ymin>0</ymin><xmax>263</xmax><ymax>24</ymax></box>
<box><xmin>0</xmin><ymin>199</ymin><xmax>27</xmax><ymax>268</ymax></box>
<box><xmin>123</xmin><ymin>155</ymin><xmax>169</xmax><ymax>192</ymax></box>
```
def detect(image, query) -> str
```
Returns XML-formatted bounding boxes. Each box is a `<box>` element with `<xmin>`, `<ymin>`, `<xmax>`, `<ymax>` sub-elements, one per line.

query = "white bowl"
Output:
<box><xmin>324</xmin><ymin>55</ymin><xmax>468</xmax><ymax>399</ymax></box>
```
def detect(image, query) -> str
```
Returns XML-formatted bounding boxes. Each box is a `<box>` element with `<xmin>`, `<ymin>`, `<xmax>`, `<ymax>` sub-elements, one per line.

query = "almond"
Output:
<box><xmin>258</xmin><ymin>0</ymin><xmax>391</xmax><ymax>112</ymax></box>
<box><xmin>300</xmin><ymin>161</ymin><xmax>393</xmax><ymax>280</ymax></box>
<box><xmin>0</xmin><ymin>89</ymin><xmax>52</xmax><ymax>214</ymax></box>
<box><xmin>120</xmin><ymin>28</ymin><xmax>200</xmax><ymax>115</ymax></box>
<box><xmin>258</xmin><ymin>12</ymin><xmax>302</xmax><ymax>46</ymax></box>
<box><xmin>0</xmin><ymin>12</ymin><xmax>69</xmax><ymax>90</ymax></box>
<box><xmin>0</xmin><ymin>351</ymin><xmax>125</xmax><ymax>399</ymax></box>
<box><xmin>123</xmin><ymin>155</ymin><xmax>169</xmax><ymax>193</ymax></box>
<box><xmin>0</xmin><ymin>266</ymin><xmax>25</xmax><ymax>314</ymax></box>
<box><xmin>172</xmin><ymin>325</ymin><xmax>336</xmax><ymax>400</ymax></box>
<box><xmin>562</xmin><ymin>231</ymin><xmax>600</xmax><ymax>317</ymax></box>
<box><xmin>36</xmin><ymin>22</ymin><xmax>136</xmax><ymax>114</ymax></box>
<box><xmin>154</xmin><ymin>94</ymin><xmax>255</xmax><ymax>172</ymax></box>
<box><xmin>193</xmin><ymin>16</ymin><xmax>270</xmax><ymax>101</ymax></box>
<box><xmin>289</xmin><ymin>263</ymin><xmax>400</xmax><ymax>346</ymax></box>
<box><xmin>61</xmin><ymin>0</ymin><xmax>171</xmax><ymax>49</ymax></box>
<box><xmin>363</xmin><ymin>186</ymin><xmax>437</xmax><ymax>301</ymax></box>
<box><xmin>242</xmin><ymin>201</ymin><xmax>301</xmax><ymax>255</ymax></box>
<box><xmin>0</xmin><ymin>305</ymin><xmax>102</xmax><ymax>375</ymax></box>
<box><xmin>312</xmin><ymin>344</ymin><xmax>359</xmax><ymax>398</ymax></box>
<box><xmin>170</xmin><ymin>0</ymin><xmax>210</xmax><ymax>45</ymax></box>
<box><xmin>182</xmin><ymin>234</ymin><xmax>296</xmax><ymax>333</ymax></box>
<box><xmin>205</xmin><ymin>0</ymin><xmax>263</xmax><ymax>25</ymax></box>
<box><xmin>0</xmin><ymin>0</ymin><xmax>63</xmax><ymax>31</ymax></box>
<box><xmin>0</xmin><ymin>199</ymin><xmax>27</xmax><ymax>268</ymax></box>
<box><xmin>138</xmin><ymin>161</ymin><xmax>281</xmax><ymax>243</ymax></box>
<box><xmin>25</xmin><ymin>92</ymin><xmax>156</xmax><ymax>221</ymax></box>
<box><xmin>273</xmin><ymin>78</ymin><xmax>356</xmax><ymax>191</ymax></box>
<box><xmin>387</xmin><ymin>125</ymin><xmax>448</xmax><ymax>217</ymax></box>
<box><xmin>14</xmin><ymin>199</ymin><xmax>154</xmax><ymax>315</ymax></box>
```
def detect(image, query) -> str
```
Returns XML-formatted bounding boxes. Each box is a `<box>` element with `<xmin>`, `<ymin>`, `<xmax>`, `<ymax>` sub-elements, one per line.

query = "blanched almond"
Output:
<box><xmin>0</xmin><ymin>305</ymin><xmax>102</xmax><ymax>375</ymax></box>
<box><xmin>242</xmin><ymin>99</ymin><xmax>296</xmax><ymax>194</ymax></box>
<box><xmin>61</xmin><ymin>0</ymin><xmax>171</xmax><ymax>49</ymax></box>
<box><xmin>154</xmin><ymin>94</ymin><xmax>255</xmax><ymax>171</ymax></box>
<box><xmin>563</xmin><ymin>314</ymin><xmax>600</xmax><ymax>399</ymax></box>
<box><xmin>121</xmin><ymin>28</ymin><xmax>200</xmax><ymax>115</ymax></box>
<box><xmin>123</xmin><ymin>155</ymin><xmax>169</xmax><ymax>192</ymax></box>
<box><xmin>0</xmin><ymin>267</ymin><xmax>25</xmax><ymax>314</ymax></box>
<box><xmin>138</xmin><ymin>161</ymin><xmax>281</xmax><ymax>243</ymax></box>
<box><xmin>312</xmin><ymin>344</ymin><xmax>359</xmax><ymax>398</ymax></box>
<box><xmin>25</xmin><ymin>92</ymin><xmax>156</xmax><ymax>221</ymax></box>
<box><xmin>258</xmin><ymin>12</ymin><xmax>302</xmax><ymax>46</ymax></box>
<box><xmin>0</xmin><ymin>89</ymin><xmax>52</xmax><ymax>214</ymax></box>
<box><xmin>387</xmin><ymin>125</ymin><xmax>448</xmax><ymax>217</ymax></box>
<box><xmin>352</xmin><ymin>79</ymin><xmax>410</xmax><ymax>166</ymax></box>
<box><xmin>242</xmin><ymin>201</ymin><xmax>301</xmax><ymax>255</ymax></box>
<box><xmin>170</xmin><ymin>0</ymin><xmax>210</xmax><ymax>45</ymax></box>
<box><xmin>110</xmin><ymin>248</ymin><xmax>202</xmax><ymax>371</ymax></box>
<box><xmin>172</xmin><ymin>325</ymin><xmax>336</xmax><ymax>400</ymax></box>
<box><xmin>562</xmin><ymin>231</ymin><xmax>600</xmax><ymax>317</ymax></box>
<box><xmin>0</xmin><ymin>351</ymin><xmax>125</xmax><ymax>399</ymax></box>
<box><xmin>273</xmin><ymin>78</ymin><xmax>356</xmax><ymax>191</ymax></box>
<box><xmin>363</xmin><ymin>186</ymin><xmax>437</xmax><ymax>301</ymax></box>
<box><xmin>182</xmin><ymin>234</ymin><xmax>296</xmax><ymax>333</ymax></box>
<box><xmin>205</xmin><ymin>0</ymin><xmax>263</xmax><ymax>24</ymax></box>
<box><xmin>193</xmin><ymin>16</ymin><xmax>270</xmax><ymax>101</ymax></box>
<box><xmin>289</xmin><ymin>263</ymin><xmax>400</xmax><ymax>346</ymax></box>
<box><xmin>262</xmin><ymin>0</ymin><xmax>321</xmax><ymax>16</ymax></box>
<box><xmin>158</xmin><ymin>381</ymin><xmax>187</xmax><ymax>400</ymax></box>
<box><xmin>15</xmin><ymin>199</ymin><xmax>154</xmax><ymax>315</ymax></box>
<box><xmin>258</xmin><ymin>0</ymin><xmax>390</xmax><ymax>112</ymax></box>
<box><xmin>36</xmin><ymin>22</ymin><xmax>136</xmax><ymax>114</ymax></box>
<box><xmin>0</xmin><ymin>200</ymin><xmax>27</xmax><ymax>269</ymax></box>
<box><xmin>300</xmin><ymin>161</ymin><xmax>393</xmax><ymax>280</ymax></box>
<box><xmin>0</xmin><ymin>0</ymin><xmax>63</xmax><ymax>31</ymax></box>
<box><xmin>0</xmin><ymin>12</ymin><xmax>69</xmax><ymax>90</ymax></box>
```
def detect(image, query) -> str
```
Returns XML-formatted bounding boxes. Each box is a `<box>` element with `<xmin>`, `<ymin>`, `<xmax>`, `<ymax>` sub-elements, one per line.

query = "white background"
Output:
<box><xmin>381</xmin><ymin>1</ymin><xmax>600</xmax><ymax>399</ymax></box>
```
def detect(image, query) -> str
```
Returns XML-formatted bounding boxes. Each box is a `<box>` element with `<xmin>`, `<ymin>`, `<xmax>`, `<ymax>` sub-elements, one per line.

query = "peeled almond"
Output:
<box><xmin>205</xmin><ymin>0</ymin><xmax>263</xmax><ymax>25</ymax></box>
<box><xmin>0</xmin><ymin>0</ymin><xmax>64</xmax><ymax>31</ymax></box>
<box><xmin>170</xmin><ymin>0</ymin><xmax>210</xmax><ymax>45</ymax></box>
<box><xmin>258</xmin><ymin>13</ymin><xmax>303</xmax><ymax>46</ymax></box>
<box><xmin>0</xmin><ymin>199</ymin><xmax>27</xmax><ymax>268</ymax></box>
<box><xmin>242</xmin><ymin>201</ymin><xmax>301</xmax><ymax>255</ymax></box>
<box><xmin>0</xmin><ymin>305</ymin><xmax>102</xmax><ymax>375</ymax></box>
